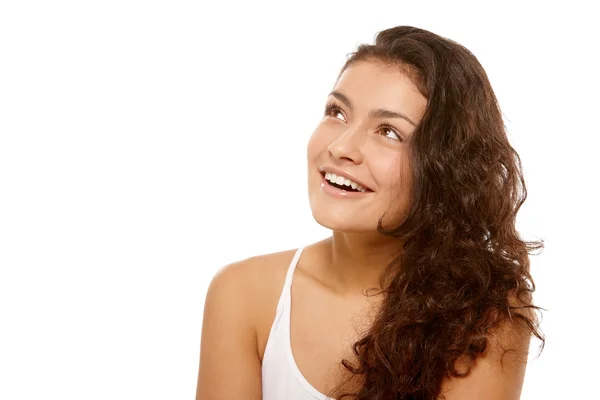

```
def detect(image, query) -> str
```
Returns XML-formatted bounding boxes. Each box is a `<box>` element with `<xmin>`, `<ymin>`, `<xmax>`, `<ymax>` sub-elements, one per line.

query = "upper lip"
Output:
<box><xmin>318</xmin><ymin>166</ymin><xmax>374</xmax><ymax>191</ymax></box>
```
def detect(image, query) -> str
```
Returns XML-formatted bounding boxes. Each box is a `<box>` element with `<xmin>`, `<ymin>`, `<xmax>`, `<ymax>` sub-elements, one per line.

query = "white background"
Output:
<box><xmin>1</xmin><ymin>1</ymin><xmax>598</xmax><ymax>399</ymax></box>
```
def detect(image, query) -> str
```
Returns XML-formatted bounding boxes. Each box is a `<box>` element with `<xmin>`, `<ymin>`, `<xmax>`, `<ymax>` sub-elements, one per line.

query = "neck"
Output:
<box><xmin>322</xmin><ymin>231</ymin><xmax>404</xmax><ymax>297</ymax></box>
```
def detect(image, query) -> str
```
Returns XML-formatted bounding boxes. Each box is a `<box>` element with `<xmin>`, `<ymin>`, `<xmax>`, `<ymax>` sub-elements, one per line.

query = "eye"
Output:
<box><xmin>324</xmin><ymin>101</ymin><xmax>404</xmax><ymax>143</ymax></box>
<box><xmin>378</xmin><ymin>124</ymin><xmax>403</xmax><ymax>142</ymax></box>
<box><xmin>324</xmin><ymin>101</ymin><xmax>346</xmax><ymax>122</ymax></box>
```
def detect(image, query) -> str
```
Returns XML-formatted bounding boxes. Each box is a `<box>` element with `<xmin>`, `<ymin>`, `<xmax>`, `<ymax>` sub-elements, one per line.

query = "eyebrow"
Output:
<box><xmin>329</xmin><ymin>90</ymin><xmax>417</xmax><ymax>127</ymax></box>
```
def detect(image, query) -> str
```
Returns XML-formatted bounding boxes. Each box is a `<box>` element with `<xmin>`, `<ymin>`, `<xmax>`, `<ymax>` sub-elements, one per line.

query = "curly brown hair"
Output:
<box><xmin>323</xmin><ymin>26</ymin><xmax>546</xmax><ymax>400</ymax></box>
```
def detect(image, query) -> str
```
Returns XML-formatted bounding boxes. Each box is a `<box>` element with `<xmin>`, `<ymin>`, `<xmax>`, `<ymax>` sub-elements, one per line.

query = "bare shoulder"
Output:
<box><xmin>208</xmin><ymin>248</ymin><xmax>300</xmax><ymax>322</ymax></box>
<box><xmin>438</xmin><ymin>291</ymin><xmax>536</xmax><ymax>400</ymax></box>
<box><xmin>211</xmin><ymin>248</ymin><xmax>299</xmax><ymax>294</ymax></box>
<box><xmin>196</xmin><ymin>248</ymin><xmax>299</xmax><ymax>399</ymax></box>
<box><xmin>214</xmin><ymin>248</ymin><xmax>299</xmax><ymax>280</ymax></box>
<box><xmin>214</xmin><ymin>238</ymin><xmax>329</xmax><ymax>288</ymax></box>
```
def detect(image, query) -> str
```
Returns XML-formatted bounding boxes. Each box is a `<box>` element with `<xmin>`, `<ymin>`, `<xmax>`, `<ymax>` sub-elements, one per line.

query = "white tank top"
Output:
<box><xmin>261</xmin><ymin>247</ymin><xmax>336</xmax><ymax>400</ymax></box>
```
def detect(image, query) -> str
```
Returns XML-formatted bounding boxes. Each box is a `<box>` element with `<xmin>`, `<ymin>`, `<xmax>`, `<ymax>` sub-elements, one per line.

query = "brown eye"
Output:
<box><xmin>377</xmin><ymin>124</ymin><xmax>403</xmax><ymax>142</ymax></box>
<box><xmin>324</xmin><ymin>102</ymin><xmax>346</xmax><ymax>122</ymax></box>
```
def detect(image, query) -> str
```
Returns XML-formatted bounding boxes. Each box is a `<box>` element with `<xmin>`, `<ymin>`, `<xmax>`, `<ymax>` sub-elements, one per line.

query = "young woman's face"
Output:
<box><xmin>307</xmin><ymin>60</ymin><xmax>427</xmax><ymax>233</ymax></box>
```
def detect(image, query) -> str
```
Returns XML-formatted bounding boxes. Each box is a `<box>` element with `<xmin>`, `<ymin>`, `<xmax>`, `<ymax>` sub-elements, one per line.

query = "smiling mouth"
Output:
<box><xmin>321</xmin><ymin>171</ymin><xmax>373</xmax><ymax>193</ymax></box>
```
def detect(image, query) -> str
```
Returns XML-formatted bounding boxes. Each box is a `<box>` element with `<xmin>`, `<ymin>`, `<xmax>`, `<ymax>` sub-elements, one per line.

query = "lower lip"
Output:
<box><xmin>320</xmin><ymin>175</ymin><xmax>373</xmax><ymax>198</ymax></box>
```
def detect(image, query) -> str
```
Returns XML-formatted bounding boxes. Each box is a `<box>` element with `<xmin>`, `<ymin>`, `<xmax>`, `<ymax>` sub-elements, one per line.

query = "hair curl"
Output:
<box><xmin>324</xmin><ymin>26</ymin><xmax>545</xmax><ymax>400</ymax></box>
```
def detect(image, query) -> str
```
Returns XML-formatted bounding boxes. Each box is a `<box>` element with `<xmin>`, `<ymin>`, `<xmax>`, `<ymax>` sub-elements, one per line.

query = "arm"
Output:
<box><xmin>195</xmin><ymin>261</ymin><xmax>262</xmax><ymax>400</ymax></box>
<box><xmin>438</xmin><ymin>307</ymin><xmax>534</xmax><ymax>400</ymax></box>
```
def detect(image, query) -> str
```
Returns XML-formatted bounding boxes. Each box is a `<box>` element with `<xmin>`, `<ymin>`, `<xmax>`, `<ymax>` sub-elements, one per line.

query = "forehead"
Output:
<box><xmin>333</xmin><ymin>60</ymin><xmax>427</xmax><ymax>124</ymax></box>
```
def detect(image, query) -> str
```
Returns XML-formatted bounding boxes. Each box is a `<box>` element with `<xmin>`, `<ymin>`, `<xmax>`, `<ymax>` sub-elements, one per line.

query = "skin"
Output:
<box><xmin>196</xmin><ymin>59</ymin><xmax>531</xmax><ymax>400</ymax></box>
<box><xmin>306</xmin><ymin>59</ymin><xmax>426</xmax><ymax>295</ymax></box>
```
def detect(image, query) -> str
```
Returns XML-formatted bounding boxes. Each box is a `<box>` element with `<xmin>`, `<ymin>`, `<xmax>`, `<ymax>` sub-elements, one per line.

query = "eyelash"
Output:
<box><xmin>324</xmin><ymin>101</ymin><xmax>403</xmax><ymax>142</ymax></box>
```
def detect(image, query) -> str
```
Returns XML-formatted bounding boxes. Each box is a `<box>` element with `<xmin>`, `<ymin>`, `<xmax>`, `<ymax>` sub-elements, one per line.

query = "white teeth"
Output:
<box><xmin>324</xmin><ymin>172</ymin><xmax>368</xmax><ymax>192</ymax></box>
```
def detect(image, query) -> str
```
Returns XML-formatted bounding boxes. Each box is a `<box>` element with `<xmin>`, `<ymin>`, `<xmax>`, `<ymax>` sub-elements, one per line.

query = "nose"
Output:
<box><xmin>327</xmin><ymin>127</ymin><xmax>364</xmax><ymax>164</ymax></box>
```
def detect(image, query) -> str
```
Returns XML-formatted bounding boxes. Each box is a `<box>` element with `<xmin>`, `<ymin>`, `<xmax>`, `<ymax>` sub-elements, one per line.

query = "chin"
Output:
<box><xmin>309</xmin><ymin>201</ymin><xmax>378</xmax><ymax>233</ymax></box>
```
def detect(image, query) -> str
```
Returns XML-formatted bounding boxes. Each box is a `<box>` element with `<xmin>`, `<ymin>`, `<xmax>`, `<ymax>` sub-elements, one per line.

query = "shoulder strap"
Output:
<box><xmin>283</xmin><ymin>247</ymin><xmax>304</xmax><ymax>290</ymax></box>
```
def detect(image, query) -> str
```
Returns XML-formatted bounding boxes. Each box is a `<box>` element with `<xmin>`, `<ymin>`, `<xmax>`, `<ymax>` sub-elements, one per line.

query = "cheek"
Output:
<box><xmin>371</xmin><ymin>153</ymin><xmax>404</xmax><ymax>189</ymax></box>
<box><xmin>307</xmin><ymin>128</ymin><xmax>328</xmax><ymax>162</ymax></box>
<box><xmin>387</xmin><ymin>159</ymin><xmax>414</xmax><ymax>223</ymax></box>
<box><xmin>373</xmin><ymin>154</ymin><xmax>413</xmax><ymax>206</ymax></box>
<box><xmin>394</xmin><ymin>155</ymin><xmax>412</xmax><ymax>193</ymax></box>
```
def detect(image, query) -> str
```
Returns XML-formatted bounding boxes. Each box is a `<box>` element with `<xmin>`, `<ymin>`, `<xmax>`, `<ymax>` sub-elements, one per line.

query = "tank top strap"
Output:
<box><xmin>271</xmin><ymin>247</ymin><xmax>305</xmax><ymax>320</ymax></box>
<box><xmin>283</xmin><ymin>247</ymin><xmax>304</xmax><ymax>291</ymax></box>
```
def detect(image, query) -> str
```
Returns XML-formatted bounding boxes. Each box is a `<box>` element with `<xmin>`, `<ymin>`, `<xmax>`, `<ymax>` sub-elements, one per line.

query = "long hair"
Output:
<box><xmin>325</xmin><ymin>26</ymin><xmax>545</xmax><ymax>400</ymax></box>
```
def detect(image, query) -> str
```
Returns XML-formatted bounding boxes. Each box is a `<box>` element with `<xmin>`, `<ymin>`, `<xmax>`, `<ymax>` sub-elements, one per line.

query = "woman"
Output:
<box><xmin>196</xmin><ymin>25</ymin><xmax>545</xmax><ymax>400</ymax></box>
